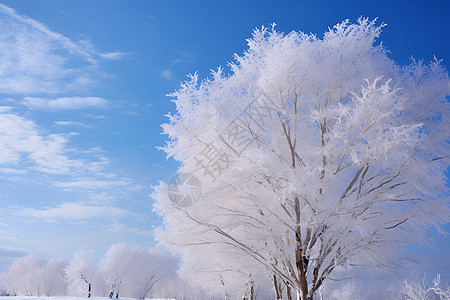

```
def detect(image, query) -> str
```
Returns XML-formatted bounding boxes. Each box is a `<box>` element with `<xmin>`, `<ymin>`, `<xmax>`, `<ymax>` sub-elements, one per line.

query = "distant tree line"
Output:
<box><xmin>0</xmin><ymin>243</ymin><xmax>196</xmax><ymax>299</ymax></box>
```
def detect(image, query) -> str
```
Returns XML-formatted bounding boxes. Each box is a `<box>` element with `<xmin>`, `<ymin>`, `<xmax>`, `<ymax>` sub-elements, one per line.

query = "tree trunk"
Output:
<box><xmin>273</xmin><ymin>275</ymin><xmax>281</xmax><ymax>300</ymax></box>
<box><xmin>286</xmin><ymin>282</ymin><xmax>293</xmax><ymax>300</ymax></box>
<box><xmin>243</xmin><ymin>280</ymin><xmax>254</xmax><ymax>300</ymax></box>
<box><xmin>295</xmin><ymin>227</ymin><xmax>309</xmax><ymax>300</ymax></box>
<box><xmin>294</xmin><ymin>194</ymin><xmax>309</xmax><ymax>300</ymax></box>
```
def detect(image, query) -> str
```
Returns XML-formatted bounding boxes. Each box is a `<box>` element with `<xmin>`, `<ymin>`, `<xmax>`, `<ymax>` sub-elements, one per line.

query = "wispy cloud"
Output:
<box><xmin>0</xmin><ymin>106</ymin><xmax>14</xmax><ymax>113</ymax></box>
<box><xmin>122</xmin><ymin>111</ymin><xmax>141</xmax><ymax>117</ymax></box>
<box><xmin>99</xmin><ymin>51</ymin><xmax>131</xmax><ymax>60</ymax></box>
<box><xmin>17</xmin><ymin>202</ymin><xmax>131</xmax><ymax>221</ymax></box>
<box><xmin>55</xmin><ymin>121</ymin><xmax>95</xmax><ymax>128</ymax></box>
<box><xmin>172</xmin><ymin>50</ymin><xmax>195</xmax><ymax>64</ymax></box>
<box><xmin>54</xmin><ymin>179</ymin><xmax>132</xmax><ymax>191</ymax></box>
<box><xmin>0</xmin><ymin>246</ymin><xmax>28</xmax><ymax>258</ymax></box>
<box><xmin>22</xmin><ymin>96</ymin><xmax>109</xmax><ymax>110</ymax></box>
<box><xmin>0</xmin><ymin>3</ymin><xmax>121</xmax><ymax>189</ymax></box>
<box><xmin>0</xmin><ymin>110</ymin><xmax>139</xmax><ymax>211</ymax></box>
<box><xmin>104</xmin><ymin>220</ymin><xmax>154</xmax><ymax>237</ymax></box>
<box><xmin>0</xmin><ymin>3</ymin><xmax>124</xmax><ymax>95</ymax></box>
<box><xmin>160</xmin><ymin>69</ymin><xmax>173</xmax><ymax>80</ymax></box>
<box><xmin>0</xmin><ymin>112</ymin><xmax>107</xmax><ymax>175</ymax></box>
<box><xmin>0</xmin><ymin>167</ymin><xmax>27</xmax><ymax>175</ymax></box>
<box><xmin>0</xmin><ymin>4</ymin><xmax>95</xmax><ymax>61</ymax></box>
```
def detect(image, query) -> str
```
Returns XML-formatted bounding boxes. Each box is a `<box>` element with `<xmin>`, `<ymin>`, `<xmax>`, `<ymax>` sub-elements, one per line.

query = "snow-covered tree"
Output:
<box><xmin>1</xmin><ymin>254</ymin><xmax>67</xmax><ymax>297</ymax></box>
<box><xmin>0</xmin><ymin>246</ymin><xmax>184</xmax><ymax>299</ymax></box>
<box><xmin>100</xmin><ymin>243</ymin><xmax>140</xmax><ymax>299</ymax></box>
<box><xmin>65</xmin><ymin>250</ymin><xmax>97</xmax><ymax>298</ymax></box>
<box><xmin>402</xmin><ymin>274</ymin><xmax>450</xmax><ymax>300</ymax></box>
<box><xmin>121</xmin><ymin>247</ymin><xmax>178</xmax><ymax>299</ymax></box>
<box><xmin>178</xmin><ymin>242</ymin><xmax>272</xmax><ymax>299</ymax></box>
<box><xmin>40</xmin><ymin>258</ymin><xmax>68</xmax><ymax>296</ymax></box>
<box><xmin>2</xmin><ymin>254</ymin><xmax>45</xmax><ymax>296</ymax></box>
<box><xmin>0</xmin><ymin>273</ymin><xmax>9</xmax><ymax>296</ymax></box>
<box><xmin>153</xmin><ymin>18</ymin><xmax>449</xmax><ymax>300</ymax></box>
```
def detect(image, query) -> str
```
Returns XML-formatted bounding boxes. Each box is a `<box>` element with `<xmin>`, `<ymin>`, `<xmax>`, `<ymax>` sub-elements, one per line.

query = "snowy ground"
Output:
<box><xmin>0</xmin><ymin>297</ymin><xmax>175</xmax><ymax>300</ymax></box>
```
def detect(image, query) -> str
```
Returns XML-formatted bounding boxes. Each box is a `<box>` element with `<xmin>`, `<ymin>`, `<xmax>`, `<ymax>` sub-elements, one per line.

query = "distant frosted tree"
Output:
<box><xmin>153</xmin><ymin>18</ymin><xmax>449</xmax><ymax>300</ymax></box>
<box><xmin>40</xmin><ymin>258</ymin><xmax>68</xmax><ymax>296</ymax></box>
<box><xmin>100</xmin><ymin>243</ymin><xmax>139</xmax><ymax>299</ymax></box>
<box><xmin>65</xmin><ymin>250</ymin><xmax>96</xmax><ymax>298</ymax></box>
<box><xmin>0</xmin><ymin>246</ymin><xmax>183</xmax><ymax>299</ymax></box>
<box><xmin>2</xmin><ymin>254</ymin><xmax>45</xmax><ymax>296</ymax></box>
<box><xmin>0</xmin><ymin>272</ymin><xmax>9</xmax><ymax>295</ymax></box>
<box><xmin>121</xmin><ymin>247</ymin><xmax>178</xmax><ymax>299</ymax></box>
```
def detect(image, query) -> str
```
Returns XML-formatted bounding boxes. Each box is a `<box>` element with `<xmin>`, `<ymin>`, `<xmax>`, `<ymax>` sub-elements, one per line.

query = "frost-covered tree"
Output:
<box><xmin>0</xmin><ymin>272</ymin><xmax>9</xmax><ymax>295</ymax></box>
<box><xmin>2</xmin><ymin>254</ymin><xmax>45</xmax><ymax>296</ymax></box>
<box><xmin>65</xmin><ymin>250</ymin><xmax>97</xmax><ymax>298</ymax></box>
<box><xmin>100</xmin><ymin>243</ymin><xmax>139</xmax><ymax>299</ymax></box>
<box><xmin>1</xmin><ymin>254</ymin><xmax>67</xmax><ymax>297</ymax></box>
<box><xmin>40</xmin><ymin>258</ymin><xmax>68</xmax><ymax>296</ymax></box>
<box><xmin>121</xmin><ymin>247</ymin><xmax>178</xmax><ymax>299</ymax></box>
<box><xmin>402</xmin><ymin>274</ymin><xmax>450</xmax><ymax>300</ymax></box>
<box><xmin>153</xmin><ymin>18</ymin><xmax>449</xmax><ymax>300</ymax></box>
<box><xmin>178</xmin><ymin>242</ymin><xmax>272</xmax><ymax>299</ymax></box>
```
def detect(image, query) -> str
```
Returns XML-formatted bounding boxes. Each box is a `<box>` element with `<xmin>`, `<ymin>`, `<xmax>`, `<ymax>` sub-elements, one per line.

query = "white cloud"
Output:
<box><xmin>0</xmin><ymin>111</ymin><xmax>137</xmax><ymax>208</ymax></box>
<box><xmin>122</xmin><ymin>111</ymin><xmax>141</xmax><ymax>117</ymax></box>
<box><xmin>0</xmin><ymin>112</ymin><xmax>106</xmax><ymax>175</ymax></box>
<box><xmin>99</xmin><ymin>51</ymin><xmax>130</xmax><ymax>60</ymax></box>
<box><xmin>104</xmin><ymin>220</ymin><xmax>154</xmax><ymax>236</ymax></box>
<box><xmin>22</xmin><ymin>96</ymin><xmax>109</xmax><ymax>110</ymax></box>
<box><xmin>172</xmin><ymin>50</ymin><xmax>194</xmax><ymax>64</ymax></box>
<box><xmin>55</xmin><ymin>121</ymin><xmax>94</xmax><ymax>128</ymax></box>
<box><xmin>0</xmin><ymin>106</ymin><xmax>13</xmax><ymax>113</ymax></box>
<box><xmin>0</xmin><ymin>167</ymin><xmax>27</xmax><ymax>175</ymax></box>
<box><xmin>54</xmin><ymin>179</ymin><xmax>132</xmax><ymax>190</ymax></box>
<box><xmin>160</xmin><ymin>69</ymin><xmax>173</xmax><ymax>80</ymax></box>
<box><xmin>2</xmin><ymin>98</ymin><xmax>18</xmax><ymax>104</ymax></box>
<box><xmin>0</xmin><ymin>3</ymin><xmax>122</xmax><ymax>95</ymax></box>
<box><xmin>17</xmin><ymin>202</ymin><xmax>131</xmax><ymax>221</ymax></box>
<box><xmin>0</xmin><ymin>246</ymin><xmax>28</xmax><ymax>258</ymax></box>
<box><xmin>0</xmin><ymin>4</ymin><xmax>95</xmax><ymax>62</ymax></box>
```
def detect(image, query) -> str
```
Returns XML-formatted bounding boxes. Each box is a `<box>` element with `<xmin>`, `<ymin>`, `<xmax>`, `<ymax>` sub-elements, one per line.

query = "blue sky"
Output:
<box><xmin>0</xmin><ymin>0</ymin><xmax>448</xmax><ymax>279</ymax></box>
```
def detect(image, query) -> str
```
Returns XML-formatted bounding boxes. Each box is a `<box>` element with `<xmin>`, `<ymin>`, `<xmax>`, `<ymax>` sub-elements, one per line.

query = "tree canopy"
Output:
<box><xmin>153</xmin><ymin>18</ymin><xmax>449</xmax><ymax>300</ymax></box>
